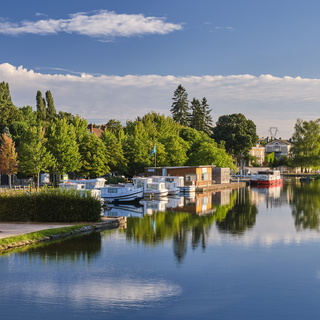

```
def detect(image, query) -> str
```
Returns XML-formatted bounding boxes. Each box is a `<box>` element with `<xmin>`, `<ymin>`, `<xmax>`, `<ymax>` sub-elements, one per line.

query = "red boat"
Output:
<box><xmin>250</xmin><ymin>170</ymin><xmax>283</xmax><ymax>186</ymax></box>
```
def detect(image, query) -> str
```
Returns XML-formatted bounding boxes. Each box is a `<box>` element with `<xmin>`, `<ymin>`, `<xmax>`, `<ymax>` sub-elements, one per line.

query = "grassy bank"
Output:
<box><xmin>0</xmin><ymin>189</ymin><xmax>102</xmax><ymax>222</ymax></box>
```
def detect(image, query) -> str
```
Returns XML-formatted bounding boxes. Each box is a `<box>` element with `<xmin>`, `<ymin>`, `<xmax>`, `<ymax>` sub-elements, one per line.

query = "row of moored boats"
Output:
<box><xmin>59</xmin><ymin>175</ymin><xmax>195</xmax><ymax>203</ymax></box>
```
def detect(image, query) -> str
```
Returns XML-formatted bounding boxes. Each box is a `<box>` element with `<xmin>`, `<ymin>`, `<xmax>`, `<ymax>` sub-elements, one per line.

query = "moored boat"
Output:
<box><xmin>132</xmin><ymin>177</ymin><xmax>169</xmax><ymax>197</ymax></box>
<box><xmin>99</xmin><ymin>184</ymin><xmax>144</xmax><ymax>203</ymax></box>
<box><xmin>151</xmin><ymin>176</ymin><xmax>180</xmax><ymax>195</ymax></box>
<box><xmin>58</xmin><ymin>181</ymin><xmax>103</xmax><ymax>201</ymax></box>
<box><xmin>250</xmin><ymin>170</ymin><xmax>283</xmax><ymax>186</ymax></box>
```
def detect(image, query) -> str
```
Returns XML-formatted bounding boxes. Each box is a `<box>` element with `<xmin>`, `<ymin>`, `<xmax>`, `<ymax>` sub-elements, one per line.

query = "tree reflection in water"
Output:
<box><xmin>18</xmin><ymin>232</ymin><xmax>102</xmax><ymax>262</ymax></box>
<box><xmin>125</xmin><ymin>189</ymin><xmax>256</xmax><ymax>263</ymax></box>
<box><xmin>216</xmin><ymin>188</ymin><xmax>258</xmax><ymax>235</ymax></box>
<box><xmin>290</xmin><ymin>179</ymin><xmax>320</xmax><ymax>231</ymax></box>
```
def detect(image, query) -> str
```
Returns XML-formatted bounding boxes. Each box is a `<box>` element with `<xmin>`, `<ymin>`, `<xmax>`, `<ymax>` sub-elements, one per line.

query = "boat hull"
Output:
<box><xmin>100</xmin><ymin>187</ymin><xmax>144</xmax><ymax>202</ymax></box>
<box><xmin>250</xmin><ymin>179</ymin><xmax>283</xmax><ymax>186</ymax></box>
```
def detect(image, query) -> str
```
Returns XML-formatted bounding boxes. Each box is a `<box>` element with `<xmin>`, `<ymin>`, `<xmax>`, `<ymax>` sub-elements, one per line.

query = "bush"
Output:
<box><xmin>0</xmin><ymin>189</ymin><xmax>102</xmax><ymax>222</ymax></box>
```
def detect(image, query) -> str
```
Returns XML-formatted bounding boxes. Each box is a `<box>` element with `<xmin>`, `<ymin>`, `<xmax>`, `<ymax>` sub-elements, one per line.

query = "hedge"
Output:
<box><xmin>0</xmin><ymin>189</ymin><xmax>102</xmax><ymax>222</ymax></box>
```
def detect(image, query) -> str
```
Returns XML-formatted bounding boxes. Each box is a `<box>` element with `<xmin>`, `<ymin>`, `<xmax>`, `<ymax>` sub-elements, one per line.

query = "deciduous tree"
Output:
<box><xmin>291</xmin><ymin>118</ymin><xmax>320</xmax><ymax>170</ymax></box>
<box><xmin>19</xmin><ymin>126</ymin><xmax>55</xmax><ymax>188</ymax></box>
<box><xmin>212</xmin><ymin>113</ymin><xmax>258</xmax><ymax>158</ymax></box>
<box><xmin>45</xmin><ymin>90</ymin><xmax>57</xmax><ymax>119</ymax></box>
<box><xmin>76</xmin><ymin>132</ymin><xmax>110</xmax><ymax>178</ymax></box>
<box><xmin>0</xmin><ymin>133</ymin><xmax>19</xmax><ymax>188</ymax></box>
<box><xmin>36</xmin><ymin>90</ymin><xmax>46</xmax><ymax>121</ymax></box>
<box><xmin>46</xmin><ymin>118</ymin><xmax>81</xmax><ymax>176</ymax></box>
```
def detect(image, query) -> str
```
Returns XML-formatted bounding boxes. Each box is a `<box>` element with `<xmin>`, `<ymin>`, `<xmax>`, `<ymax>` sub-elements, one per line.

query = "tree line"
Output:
<box><xmin>0</xmin><ymin>81</ymin><xmax>262</xmax><ymax>187</ymax></box>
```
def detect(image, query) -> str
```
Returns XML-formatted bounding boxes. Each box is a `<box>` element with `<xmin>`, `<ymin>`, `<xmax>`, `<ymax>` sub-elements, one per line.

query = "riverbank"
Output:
<box><xmin>0</xmin><ymin>217</ymin><xmax>126</xmax><ymax>253</ymax></box>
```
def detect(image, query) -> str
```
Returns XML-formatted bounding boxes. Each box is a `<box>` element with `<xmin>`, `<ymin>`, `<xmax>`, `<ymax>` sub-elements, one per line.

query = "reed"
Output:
<box><xmin>0</xmin><ymin>189</ymin><xmax>102</xmax><ymax>222</ymax></box>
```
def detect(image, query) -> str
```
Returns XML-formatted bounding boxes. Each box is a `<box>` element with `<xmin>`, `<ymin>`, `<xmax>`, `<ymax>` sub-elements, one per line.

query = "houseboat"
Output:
<box><xmin>58</xmin><ymin>181</ymin><xmax>103</xmax><ymax>202</ymax></box>
<box><xmin>150</xmin><ymin>176</ymin><xmax>180</xmax><ymax>195</ymax></box>
<box><xmin>132</xmin><ymin>177</ymin><xmax>169</xmax><ymax>197</ymax></box>
<box><xmin>250</xmin><ymin>170</ymin><xmax>283</xmax><ymax>186</ymax></box>
<box><xmin>99</xmin><ymin>184</ymin><xmax>144</xmax><ymax>203</ymax></box>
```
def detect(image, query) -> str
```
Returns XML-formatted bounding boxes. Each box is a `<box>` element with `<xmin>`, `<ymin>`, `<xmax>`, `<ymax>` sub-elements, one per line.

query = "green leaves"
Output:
<box><xmin>19</xmin><ymin>126</ymin><xmax>55</xmax><ymax>186</ymax></box>
<box><xmin>212</xmin><ymin>113</ymin><xmax>258</xmax><ymax>157</ymax></box>
<box><xmin>291</xmin><ymin>118</ymin><xmax>320</xmax><ymax>170</ymax></box>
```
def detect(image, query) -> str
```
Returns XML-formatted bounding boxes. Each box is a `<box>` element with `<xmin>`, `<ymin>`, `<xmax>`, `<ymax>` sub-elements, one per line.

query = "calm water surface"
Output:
<box><xmin>1</xmin><ymin>179</ymin><xmax>320</xmax><ymax>320</ymax></box>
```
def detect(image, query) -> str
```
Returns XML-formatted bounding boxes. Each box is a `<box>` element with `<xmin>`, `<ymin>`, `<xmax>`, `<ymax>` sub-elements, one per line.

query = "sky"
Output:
<box><xmin>1</xmin><ymin>0</ymin><xmax>320</xmax><ymax>139</ymax></box>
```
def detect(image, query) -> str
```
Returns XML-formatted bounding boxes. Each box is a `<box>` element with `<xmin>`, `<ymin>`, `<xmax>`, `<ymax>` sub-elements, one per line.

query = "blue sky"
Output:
<box><xmin>1</xmin><ymin>0</ymin><xmax>320</xmax><ymax>138</ymax></box>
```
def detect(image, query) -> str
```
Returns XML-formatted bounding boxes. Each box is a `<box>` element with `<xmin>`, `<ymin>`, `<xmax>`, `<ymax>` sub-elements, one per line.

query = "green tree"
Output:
<box><xmin>187</xmin><ymin>141</ymin><xmax>236</xmax><ymax>170</ymax></box>
<box><xmin>46</xmin><ymin>118</ymin><xmax>81</xmax><ymax>176</ymax></box>
<box><xmin>212</xmin><ymin>113</ymin><xmax>258</xmax><ymax>158</ymax></box>
<box><xmin>101</xmin><ymin>130</ymin><xmax>127</xmax><ymax>175</ymax></box>
<box><xmin>291</xmin><ymin>118</ymin><xmax>320</xmax><ymax>170</ymax></box>
<box><xmin>0</xmin><ymin>82</ymin><xmax>23</xmax><ymax>129</ymax></box>
<box><xmin>189</xmin><ymin>97</ymin><xmax>213</xmax><ymax>135</ymax></box>
<box><xmin>36</xmin><ymin>91</ymin><xmax>46</xmax><ymax>121</ymax></box>
<box><xmin>76</xmin><ymin>132</ymin><xmax>110</xmax><ymax>178</ymax></box>
<box><xmin>170</xmin><ymin>84</ymin><xmax>189</xmax><ymax>126</ymax></box>
<box><xmin>160</xmin><ymin>135</ymin><xmax>188</xmax><ymax>166</ymax></box>
<box><xmin>18</xmin><ymin>126</ymin><xmax>55</xmax><ymax>188</ymax></box>
<box><xmin>45</xmin><ymin>90</ymin><xmax>57</xmax><ymax>119</ymax></box>
<box><xmin>0</xmin><ymin>133</ymin><xmax>19</xmax><ymax>188</ymax></box>
<box><xmin>123</xmin><ymin>121</ymin><xmax>151</xmax><ymax>176</ymax></box>
<box><xmin>20</xmin><ymin>106</ymin><xmax>37</xmax><ymax>126</ymax></box>
<box><xmin>105</xmin><ymin>119</ymin><xmax>125</xmax><ymax>141</ymax></box>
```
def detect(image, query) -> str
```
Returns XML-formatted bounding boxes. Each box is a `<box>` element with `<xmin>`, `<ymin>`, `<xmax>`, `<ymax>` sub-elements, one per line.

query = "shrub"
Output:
<box><xmin>0</xmin><ymin>189</ymin><xmax>102</xmax><ymax>222</ymax></box>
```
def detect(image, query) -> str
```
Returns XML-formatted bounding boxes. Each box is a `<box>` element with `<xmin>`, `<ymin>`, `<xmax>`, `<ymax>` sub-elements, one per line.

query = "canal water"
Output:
<box><xmin>1</xmin><ymin>178</ymin><xmax>320</xmax><ymax>320</ymax></box>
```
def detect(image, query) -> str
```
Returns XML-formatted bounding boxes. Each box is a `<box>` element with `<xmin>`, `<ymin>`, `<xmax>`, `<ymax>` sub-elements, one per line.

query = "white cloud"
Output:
<box><xmin>1</xmin><ymin>63</ymin><xmax>320</xmax><ymax>138</ymax></box>
<box><xmin>0</xmin><ymin>10</ymin><xmax>182</xmax><ymax>38</ymax></box>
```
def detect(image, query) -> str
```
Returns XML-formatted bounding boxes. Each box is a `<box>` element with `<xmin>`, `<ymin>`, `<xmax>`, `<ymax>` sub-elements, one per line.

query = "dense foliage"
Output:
<box><xmin>0</xmin><ymin>189</ymin><xmax>102</xmax><ymax>222</ymax></box>
<box><xmin>291</xmin><ymin>118</ymin><xmax>320</xmax><ymax>170</ymax></box>
<box><xmin>0</xmin><ymin>81</ymin><xmax>260</xmax><ymax>182</ymax></box>
<box><xmin>212</xmin><ymin>113</ymin><xmax>259</xmax><ymax>157</ymax></box>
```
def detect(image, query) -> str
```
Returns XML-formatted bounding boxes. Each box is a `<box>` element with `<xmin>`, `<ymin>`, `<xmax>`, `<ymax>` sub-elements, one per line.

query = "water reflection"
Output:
<box><xmin>103</xmin><ymin>189</ymin><xmax>237</xmax><ymax>217</ymax></box>
<box><xmin>290</xmin><ymin>179</ymin><xmax>320</xmax><ymax>231</ymax></box>
<box><xmin>216</xmin><ymin>188</ymin><xmax>258</xmax><ymax>235</ymax></box>
<box><xmin>18</xmin><ymin>232</ymin><xmax>102</xmax><ymax>261</ymax></box>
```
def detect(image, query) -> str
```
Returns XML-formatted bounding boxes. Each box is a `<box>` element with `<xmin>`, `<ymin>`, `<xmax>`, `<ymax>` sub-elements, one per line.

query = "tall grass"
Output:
<box><xmin>0</xmin><ymin>189</ymin><xmax>102</xmax><ymax>222</ymax></box>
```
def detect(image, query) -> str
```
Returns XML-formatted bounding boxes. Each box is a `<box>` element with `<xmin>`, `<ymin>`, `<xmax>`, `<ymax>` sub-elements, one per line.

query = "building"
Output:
<box><xmin>88</xmin><ymin>124</ymin><xmax>106</xmax><ymax>137</ymax></box>
<box><xmin>144</xmin><ymin>166</ymin><xmax>216</xmax><ymax>188</ymax></box>
<box><xmin>249</xmin><ymin>144</ymin><xmax>265</xmax><ymax>165</ymax></box>
<box><xmin>265</xmin><ymin>139</ymin><xmax>292</xmax><ymax>159</ymax></box>
<box><xmin>212</xmin><ymin>167</ymin><xmax>230</xmax><ymax>184</ymax></box>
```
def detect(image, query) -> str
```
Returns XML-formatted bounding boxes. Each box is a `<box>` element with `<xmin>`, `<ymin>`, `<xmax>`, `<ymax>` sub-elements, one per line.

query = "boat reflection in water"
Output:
<box><xmin>104</xmin><ymin>202</ymin><xmax>145</xmax><ymax>217</ymax></box>
<box><xmin>103</xmin><ymin>189</ymin><xmax>235</xmax><ymax>217</ymax></box>
<box><xmin>250</xmin><ymin>182</ymin><xmax>283</xmax><ymax>208</ymax></box>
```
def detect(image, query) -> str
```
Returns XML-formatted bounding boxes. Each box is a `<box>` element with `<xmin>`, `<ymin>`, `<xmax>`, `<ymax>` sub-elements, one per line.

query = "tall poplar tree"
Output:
<box><xmin>170</xmin><ymin>84</ymin><xmax>189</xmax><ymax>126</ymax></box>
<box><xmin>0</xmin><ymin>82</ymin><xmax>22</xmax><ymax>129</ymax></box>
<box><xmin>36</xmin><ymin>90</ymin><xmax>46</xmax><ymax>121</ymax></box>
<box><xmin>0</xmin><ymin>133</ymin><xmax>19</xmax><ymax>188</ymax></box>
<box><xmin>45</xmin><ymin>90</ymin><xmax>57</xmax><ymax>119</ymax></box>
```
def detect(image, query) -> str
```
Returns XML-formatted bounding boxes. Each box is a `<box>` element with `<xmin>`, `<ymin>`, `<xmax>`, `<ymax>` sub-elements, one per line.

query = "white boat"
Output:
<box><xmin>250</xmin><ymin>170</ymin><xmax>283</xmax><ymax>186</ymax></box>
<box><xmin>99</xmin><ymin>184</ymin><xmax>144</xmax><ymax>202</ymax></box>
<box><xmin>132</xmin><ymin>177</ymin><xmax>169</xmax><ymax>197</ymax></box>
<box><xmin>151</xmin><ymin>176</ymin><xmax>181</xmax><ymax>195</ymax></box>
<box><xmin>61</xmin><ymin>178</ymin><xmax>106</xmax><ymax>189</ymax></box>
<box><xmin>58</xmin><ymin>181</ymin><xmax>102</xmax><ymax>201</ymax></box>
